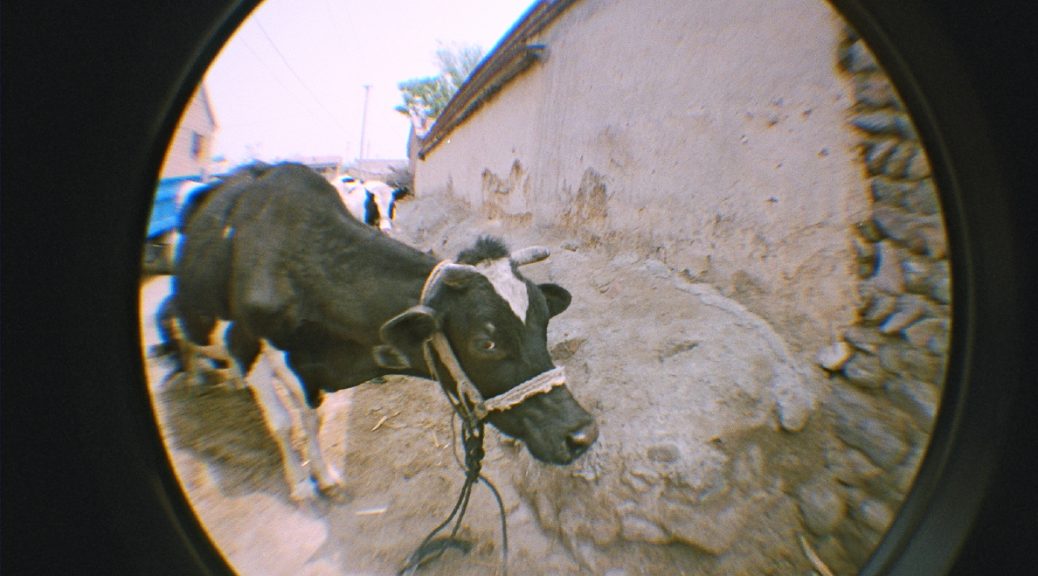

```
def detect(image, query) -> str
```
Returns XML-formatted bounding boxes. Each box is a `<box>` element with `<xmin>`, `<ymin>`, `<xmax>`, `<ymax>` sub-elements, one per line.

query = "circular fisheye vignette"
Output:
<box><xmin>135</xmin><ymin>1</ymin><xmax>971</xmax><ymax>576</ymax></box>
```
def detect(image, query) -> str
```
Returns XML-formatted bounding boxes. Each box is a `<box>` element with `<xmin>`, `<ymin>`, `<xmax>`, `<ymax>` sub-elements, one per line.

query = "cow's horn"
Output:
<box><xmin>511</xmin><ymin>246</ymin><xmax>550</xmax><ymax>266</ymax></box>
<box><xmin>438</xmin><ymin>263</ymin><xmax>481</xmax><ymax>287</ymax></box>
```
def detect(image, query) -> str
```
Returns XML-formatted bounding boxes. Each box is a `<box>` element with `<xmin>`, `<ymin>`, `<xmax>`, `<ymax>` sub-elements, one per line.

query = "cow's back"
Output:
<box><xmin>175</xmin><ymin>162</ymin><xmax>374</xmax><ymax>344</ymax></box>
<box><xmin>227</xmin><ymin>165</ymin><xmax>384</xmax><ymax>342</ymax></box>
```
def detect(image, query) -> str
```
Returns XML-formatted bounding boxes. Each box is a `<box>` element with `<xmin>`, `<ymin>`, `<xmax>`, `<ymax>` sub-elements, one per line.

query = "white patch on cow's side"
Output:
<box><xmin>476</xmin><ymin>257</ymin><xmax>529</xmax><ymax>323</ymax></box>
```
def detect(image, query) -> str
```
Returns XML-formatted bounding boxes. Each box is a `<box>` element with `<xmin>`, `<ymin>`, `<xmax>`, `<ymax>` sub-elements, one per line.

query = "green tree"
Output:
<box><xmin>396</xmin><ymin>43</ymin><xmax>484</xmax><ymax>122</ymax></box>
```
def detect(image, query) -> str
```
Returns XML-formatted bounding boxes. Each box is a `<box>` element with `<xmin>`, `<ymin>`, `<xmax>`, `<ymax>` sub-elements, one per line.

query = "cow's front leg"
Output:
<box><xmin>250</xmin><ymin>342</ymin><xmax>317</xmax><ymax>502</ymax></box>
<box><xmin>266</xmin><ymin>345</ymin><xmax>347</xmax><ymax>498</ymax></box>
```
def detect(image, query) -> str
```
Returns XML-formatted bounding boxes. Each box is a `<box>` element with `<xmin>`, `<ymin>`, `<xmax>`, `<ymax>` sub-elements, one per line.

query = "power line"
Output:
<box><xmin>239</xmin><ymin>36</ymin><xmax>323</xmax><ymax>120</ymax></box>
<box><xmin>252</xmin><ymin>16</ymin><xmax>352</xmax><ymax>137</ymax></box>
<box><xmin>322</xmin><ymin>0</ymin><xmax>370</xmax><ymax>158</ymax></box>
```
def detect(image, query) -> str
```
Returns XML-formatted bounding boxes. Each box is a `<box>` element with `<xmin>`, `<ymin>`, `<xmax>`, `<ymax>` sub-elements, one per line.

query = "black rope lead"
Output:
<box><xmin>398</xmin><ymin>349</ymin><xmax>509</xmax><ymax>576</ymax></box>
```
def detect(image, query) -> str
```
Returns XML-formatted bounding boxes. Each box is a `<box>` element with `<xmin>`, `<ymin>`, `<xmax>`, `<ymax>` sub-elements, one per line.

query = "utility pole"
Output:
<box><xmin>359</xmin><ymin>84</ymin><xmax>371</xmax><ymax>160</ymax></box>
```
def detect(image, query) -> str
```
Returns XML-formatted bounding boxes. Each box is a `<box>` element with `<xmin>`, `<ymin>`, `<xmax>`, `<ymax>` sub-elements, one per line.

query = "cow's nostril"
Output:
<box><xmin>566</xmin><ymin>421</ymin><xmax>599</xmax><ymax>453</ymax></box>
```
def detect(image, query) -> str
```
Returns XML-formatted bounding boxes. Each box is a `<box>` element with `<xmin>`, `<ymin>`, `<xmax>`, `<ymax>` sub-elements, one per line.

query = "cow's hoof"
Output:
<box><xmin>289</xmin><ymin>480</ymin><xmax>319</xmax><ymax>503</ymax></box>
<box><xmin>196</xmin><ymin>371</ymin><xmax>220</xmax><ymax>387</ymax></box>
<box><xmin>321</xmin><ymin>483</ymin><xmax>351</xmax><ymax>503</ymax></box>
<box><xmin>162</xmin><ymin>372</ymin><xmax>188</xmax><ymax>388</ymax></box>
<box><xmin>317</xmin><ymin>472</ymin><xmax>349</xmax><ymax>502</ymax></box>
<box><xmin>221</xmin><ymin>376</ymin><xmax>247</xmax><ymax>390</ymax></box>
<box><xmin>148</xmin><ymin>343</ymin><xmax>172</xmax><ymax>358</ymax></box>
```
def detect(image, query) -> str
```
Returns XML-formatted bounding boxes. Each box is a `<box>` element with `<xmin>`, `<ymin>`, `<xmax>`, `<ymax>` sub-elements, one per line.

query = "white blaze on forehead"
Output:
<box><xmin>475</xmin><ymin>257</ymin><xmax>529</xmax><ymax>323</ymax></box>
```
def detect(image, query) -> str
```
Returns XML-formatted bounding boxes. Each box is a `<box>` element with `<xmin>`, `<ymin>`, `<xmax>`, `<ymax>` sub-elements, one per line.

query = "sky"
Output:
<box><xmin>201</xmin><ymin>0</ymin><xmax>535</xmax><ymax>165</ymax></box>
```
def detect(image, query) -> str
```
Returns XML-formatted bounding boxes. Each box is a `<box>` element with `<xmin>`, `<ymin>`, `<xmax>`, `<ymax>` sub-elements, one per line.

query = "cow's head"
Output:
<box><xmin>365</xmin><ymin>181</ymin><xmax>406</xmax><ymax>233</ymax></box>
<box><xmin>375</xmin><ymin>237</ymin><xmax>598</xmax><ymax>464</ymax></box>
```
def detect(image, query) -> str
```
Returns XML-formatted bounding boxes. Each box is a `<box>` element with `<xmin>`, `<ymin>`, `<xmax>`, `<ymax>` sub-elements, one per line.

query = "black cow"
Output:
<box><xmin>171</xmin><ymin>162</ymin><xmax>597</xmax><ymax>501</ymax></box>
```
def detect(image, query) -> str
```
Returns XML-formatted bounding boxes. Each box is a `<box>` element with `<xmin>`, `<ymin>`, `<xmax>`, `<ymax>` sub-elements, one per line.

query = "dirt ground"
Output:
<box><xmin>140</xmin><ymin>274</ymin><xmax>583</xmax><ymax>576</ymax></box>
<box><xmin>138</xmin><ymin>180</ymin><xmax>862</xmax><ymax>575</ymax></box>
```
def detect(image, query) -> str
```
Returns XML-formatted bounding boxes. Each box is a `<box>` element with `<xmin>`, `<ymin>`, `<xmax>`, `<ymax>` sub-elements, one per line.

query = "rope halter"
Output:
<box><xmin>419</xmin><ymin>257</ymin><xmax>567</xmax><ymax>421</ymax></box>
<box><xmin>401</xmin><ymin>248</ymin><xmax>559</xmax><ymax>576</ymax></box>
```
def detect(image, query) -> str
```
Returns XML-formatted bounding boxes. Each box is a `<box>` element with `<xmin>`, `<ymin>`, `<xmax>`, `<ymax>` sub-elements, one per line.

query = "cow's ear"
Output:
<box><xmin>538</xmin><ymin>283</ymin><xmax>572</xmax><ymax>317</ymax></box>
<box><xmin>374</xmin><ymin>305</ymin><xmax>438</xmax><ymax>368</ymax></box>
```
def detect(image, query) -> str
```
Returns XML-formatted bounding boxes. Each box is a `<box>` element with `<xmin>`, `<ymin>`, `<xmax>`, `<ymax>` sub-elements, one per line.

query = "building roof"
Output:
<box><xmin>417</xmin><ymin>0</ymin><xmax>579</xmax><ymax>159</ymax></box>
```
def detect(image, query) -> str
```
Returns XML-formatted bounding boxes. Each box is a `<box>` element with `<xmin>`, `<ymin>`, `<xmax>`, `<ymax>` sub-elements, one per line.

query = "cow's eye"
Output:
<box><xmin>473</xmin><ymin>337</ymin><xmax>503</xmax><ymax>357</ymax></box>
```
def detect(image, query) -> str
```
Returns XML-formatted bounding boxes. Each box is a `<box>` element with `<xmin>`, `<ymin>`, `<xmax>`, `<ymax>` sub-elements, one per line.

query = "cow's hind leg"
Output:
<box><xmin>166</xmin><ymin>316</ymin><xmax>211</xmax><ymax>387</ymax></box>
<box><xmin>151</xmin><ymin>294</ymin><xmax>182</xmax><ymax>361</ymax></box>
<box><xmin>182</xmin><ymin>320</ymin><xmax>246</xmax><ymax>388</ymax></box>
<box><xmin>263</xmin><ymin>343</ymin><xmax>346</xmax><ymax>497</ymax></box>
<box><xmin>248</xmin><ymin>340</ymin><xmax>317</xmax><ymax>502</ymax></box>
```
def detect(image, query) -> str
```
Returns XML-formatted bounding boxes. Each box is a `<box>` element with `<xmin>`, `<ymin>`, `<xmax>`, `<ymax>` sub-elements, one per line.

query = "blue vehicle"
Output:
<box><xmin>142</xmin><ymin>175</ymin><xmax>207</xmax><ymax>274</ymax></box>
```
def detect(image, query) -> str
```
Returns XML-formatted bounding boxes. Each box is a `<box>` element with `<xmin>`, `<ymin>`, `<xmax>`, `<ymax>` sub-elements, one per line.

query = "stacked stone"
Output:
<box><xmin>796</xmin><ymin>29</ymin><xmax>951</xmax><ymax>573</ymax></box>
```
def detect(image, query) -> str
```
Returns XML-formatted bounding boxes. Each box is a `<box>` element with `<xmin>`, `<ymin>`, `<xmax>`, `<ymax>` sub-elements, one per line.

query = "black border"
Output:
<box><xmin>2</xmin><ymin>2</ymin><xmax>260</xmax><ymax>574</ymax></box>
<box><xmin>2</xmin><ymin>1</ymin><xmax>1035</xmax><ymax>574</ymax></box>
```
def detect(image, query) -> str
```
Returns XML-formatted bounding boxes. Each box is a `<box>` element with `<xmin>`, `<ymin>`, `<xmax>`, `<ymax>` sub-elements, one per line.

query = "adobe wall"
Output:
<box><xmin>400</xmin><ymin>1</ymin><xmax>949</xmax><ymax>572</ymax></box>
<box><xmin>413</xmin><ymin>0</ymin><xmax>866</xmax><ymax>360</ymax></box>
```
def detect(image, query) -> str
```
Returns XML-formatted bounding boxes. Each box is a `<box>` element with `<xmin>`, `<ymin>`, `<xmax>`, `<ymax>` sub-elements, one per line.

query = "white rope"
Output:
<box><xmin>483</xmin><ymin>367</ymin><xmax>566</xmax><ymax>413</ymax></box>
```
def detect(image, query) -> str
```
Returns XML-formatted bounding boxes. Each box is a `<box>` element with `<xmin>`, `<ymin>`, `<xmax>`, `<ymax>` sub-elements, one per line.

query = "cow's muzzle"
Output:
<box><xmin>488</xmin><ymin>384</ymin><xmax>598</xmax><ymax>465</ymax></box>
